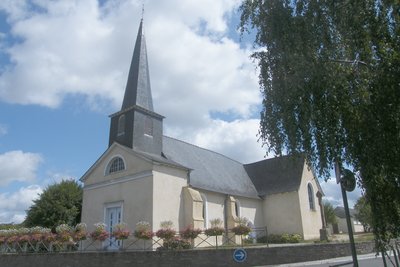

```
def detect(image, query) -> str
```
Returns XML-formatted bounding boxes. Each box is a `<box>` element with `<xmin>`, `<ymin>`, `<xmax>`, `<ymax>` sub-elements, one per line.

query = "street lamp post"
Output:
<box><xmin>335</xmin><ymin>162</ymin><xmax>359</xmax><ymax>267</ymax></box>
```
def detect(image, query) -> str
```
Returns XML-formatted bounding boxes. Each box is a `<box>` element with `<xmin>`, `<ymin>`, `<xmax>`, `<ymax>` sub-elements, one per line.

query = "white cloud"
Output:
<box><xmin>0</xmin><ymin>0</ymin><xmax>262</xmax><ymax>156</ymax></box>
<box><xmin>0</xmin><ymin>185</ymin><xmax>42</xmax><ymax>224</ymax></box>
<box><xmin>190</xmin><ymin>119</ymin><xmax>266</xmax><ymax>163</ymax></box>
<box><xmin>0</xmin><ymin>0</ymin><xmax>31</xmax><ymax>23</ymax></box>
<box><xmin>320</xmin><ymin>178</ymin><xmax>362</xmax><ymax>208</ymax></box>
<box><xmin>0</xmin><ymin>150</ymin><xmax>43</xmax><ymax>186</ymax></box>
<box><xmin>0</xmin><ymin>0</ymin><xmax>259</xmax><ymax>116</ymax></box>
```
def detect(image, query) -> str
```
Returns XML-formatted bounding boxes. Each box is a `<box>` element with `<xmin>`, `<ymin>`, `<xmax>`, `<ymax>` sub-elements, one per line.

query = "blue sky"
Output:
<box><xmin>0</xmin><ymin>0</ymin><xmax>361</xmax><ymax>224</ymax></box>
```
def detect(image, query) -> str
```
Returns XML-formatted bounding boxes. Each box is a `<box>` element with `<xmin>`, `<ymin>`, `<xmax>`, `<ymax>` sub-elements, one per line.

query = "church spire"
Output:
<box><xmin>121</xmin><ymin>19</ymin><xmax>153</xmax><ymax>111</ymax></box>
<box><xmin>109</xmin><ymin>19</ymin><xmax>164</xmax><ymax>155</ymax></box>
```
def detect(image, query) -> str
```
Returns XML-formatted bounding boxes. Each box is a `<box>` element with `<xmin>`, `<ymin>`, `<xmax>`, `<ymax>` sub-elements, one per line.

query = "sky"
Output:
<box><xmin>0</xmin><ymin>0</ymin><xmax>361</xmax><ymax>224</ymax></box>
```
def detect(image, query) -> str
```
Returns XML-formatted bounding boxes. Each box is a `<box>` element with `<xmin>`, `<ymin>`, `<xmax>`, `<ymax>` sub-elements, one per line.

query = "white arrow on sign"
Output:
<box><xmin>233</xmin><ymin>248</ymin><xmax>247</xmax><ymax>262</ymax></box>
<box><xmin>236</xmin><ymin>251</ymin><xmax>245</xmax><ymax>260</ymax></box>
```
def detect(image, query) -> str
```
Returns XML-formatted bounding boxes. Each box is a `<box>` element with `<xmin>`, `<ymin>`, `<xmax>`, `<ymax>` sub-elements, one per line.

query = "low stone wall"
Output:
<box><xmin>0</xmin><ymin>242</ymin><xmax>375</xmax><ymax>267</ymax></box>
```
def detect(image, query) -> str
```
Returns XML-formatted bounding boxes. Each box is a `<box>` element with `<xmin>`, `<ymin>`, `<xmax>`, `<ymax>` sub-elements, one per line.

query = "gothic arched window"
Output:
<box><xmin>235</xmin><ymin>199</ymin><xmax>241</xmax><ymax>217</ymax></box>
<box><xmin>201</xmin><ymin>193</ymin><xmax>208</xmax><ymax>229</ymax></box>
<box><xmin>307</xmin><ymin>183</ymin><xmax>315</xmax><ymax>210</ymax></box>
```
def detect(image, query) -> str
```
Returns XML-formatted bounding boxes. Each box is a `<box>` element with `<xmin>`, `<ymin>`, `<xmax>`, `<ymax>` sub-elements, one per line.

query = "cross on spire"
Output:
<box><xmin>141</xmin><ymin>2</ymin><xmax>145</xmax><ymax>20</ymax></box>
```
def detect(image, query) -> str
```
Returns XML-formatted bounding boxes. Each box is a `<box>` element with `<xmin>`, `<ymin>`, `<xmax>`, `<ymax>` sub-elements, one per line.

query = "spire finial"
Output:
<box><xmin>141</xmin><ymin>1</ymin><xmax>145</xmax><ymax>20</ymax></box>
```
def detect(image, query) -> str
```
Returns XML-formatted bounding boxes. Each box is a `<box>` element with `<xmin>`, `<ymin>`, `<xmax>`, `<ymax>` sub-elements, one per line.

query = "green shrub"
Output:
<box><xmin>256</xmin><ymin>235</ymin><xmax>268</xmax><ymax>243</ymax></box>
<box><xmin>158</xmin><ymin>237</ymin><xmax>191</xmax><ymax>250</ymax></box>
<box><xmin>257</xmin><ymin>233</ymin><xmax>303</xmax><ymax>244</ymax></box>
<box><xmin>289</xmin><ymin>233</ymin><xmax>302</xmax><ymax>243</ymax></box>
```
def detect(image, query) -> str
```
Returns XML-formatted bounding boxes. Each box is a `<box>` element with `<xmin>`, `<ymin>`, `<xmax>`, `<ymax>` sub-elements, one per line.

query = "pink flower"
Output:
<box><xmin>134</xmin><ymin>230</ymin><xmax>154</xmax><ymax>240</ymax></box>
<box><xmin>112</xmin><ymin>230</ymin><xmax>130</xmax><ymax>240</ymax></box>
<box><xmin>156</xmin><ymin>228</ymin><xmax>176</xmax><ymax>240</ymax></box>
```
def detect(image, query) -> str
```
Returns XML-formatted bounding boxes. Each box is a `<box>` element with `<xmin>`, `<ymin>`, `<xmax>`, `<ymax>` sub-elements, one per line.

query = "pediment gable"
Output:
<box><xmin>80</xmin><ymin>142</ymin><xmax>154</xmax><ymax>186</ymax></box>
<box><xmin>81</xmin><ymin>142</ymin><xmax>189</xmax><ymax>186</ymax></box>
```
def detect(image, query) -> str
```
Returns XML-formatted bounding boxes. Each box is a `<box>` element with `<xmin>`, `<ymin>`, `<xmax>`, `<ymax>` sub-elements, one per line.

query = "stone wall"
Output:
<box><xmin>0</xmin><ymin>242</ymin><xmax>375</xmax><ymax>267</ymax></box>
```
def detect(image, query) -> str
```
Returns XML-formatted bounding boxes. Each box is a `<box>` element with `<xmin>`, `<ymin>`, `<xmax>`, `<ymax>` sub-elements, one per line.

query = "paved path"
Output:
<box><xmin>262</xmin><ymin>252</ymin><xmax>398</xmax><ymax>267</ymax></box>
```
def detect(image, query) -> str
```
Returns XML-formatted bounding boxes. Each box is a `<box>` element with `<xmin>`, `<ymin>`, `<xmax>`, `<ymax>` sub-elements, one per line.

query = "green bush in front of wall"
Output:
<box><xmin>257</xmin><ymin>233</ymin><xmax>303</xmax><ymax>244</ymax></box>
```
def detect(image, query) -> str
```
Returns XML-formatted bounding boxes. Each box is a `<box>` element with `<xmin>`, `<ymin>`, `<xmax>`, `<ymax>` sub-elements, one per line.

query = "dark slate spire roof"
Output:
<box><xmin>244</xmin><ymin>154</ymin><xmax>306</xmax><ymax>197</ymax></box>
<box><xmin>162</xmin><ymin>136</ymin><xmax>260</xmax><ymax>199</ymax></box>
<box><xmin>121</xmin><ymin>19</ymin><xmax>153</xmax><ymax>111</ymax></box>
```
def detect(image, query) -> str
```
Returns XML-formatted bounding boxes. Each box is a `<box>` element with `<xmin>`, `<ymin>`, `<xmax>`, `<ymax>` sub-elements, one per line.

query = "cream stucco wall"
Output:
<box><xmin>81</xmin><ymin>145</ymin><xmax>156</xmax><ymax>234</ymax></box>
<box><xmin>152</xmin><ymin>164</ymin><xmax>188</xmax><ymax>230</ymax></box>
<box><xmin>81</xmin><ymin>144</ymin><xmax>192</xmax><ymax>236</ymax></box>
<box><xmin>234</xmin><ymin>196</ymin><xmax>264</xmax><ymax>228</ymax></box>
<box><xmin>298</xmin><ymin>163</ymin><xmax>323</xmax><ymax>240</ymax></box>
<box><xmin>335</xmin><ymin>217</ymin><xmax>364</xmax><ymax>233</ymax></box>
<box><xmin>201</xmin><ymin>190</ymin><xmax>226</xmax><ymax>228</ymax></box>
<box><xmin>196</xmin><ymin>190</ymin><xmax>263</xmax><ymax>230</ymax></box>
<box><xmin>81</xmin><ymin>173</ymin><xmax>153</xmax><ymax>233</ymax></box>
<box><xmin>263</xmin><ymin>191</ymin><xmax>303</xmax><ymax>235</ymax></box>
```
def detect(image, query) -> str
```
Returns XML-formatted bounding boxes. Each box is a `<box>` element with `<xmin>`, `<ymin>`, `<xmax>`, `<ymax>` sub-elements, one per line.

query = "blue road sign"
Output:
<box><xmin>233</xmin><ymin>248</ymin><xmax>247</xmax><ymax>263</ymax></box>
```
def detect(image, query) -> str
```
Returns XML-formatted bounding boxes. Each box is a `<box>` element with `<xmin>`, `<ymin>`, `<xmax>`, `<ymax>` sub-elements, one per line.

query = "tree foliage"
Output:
<box><xmin>354</xmin><ymin>195</ymin><xmax>372</xmax><ymax>232</ymax></box>
<box><xmin>323</xmin><ymin>201</ymin><xmax>337</xmax><ymax>226</ymax></box>
<box><xmin>24</xmin><ymin>180</ymin><xmax>82</xmax><ymax>229</ymax></box>
<box><xmin>239</xmin><ymin>0</ymin><xmax>399</xmax><ymax>247</ymax></box>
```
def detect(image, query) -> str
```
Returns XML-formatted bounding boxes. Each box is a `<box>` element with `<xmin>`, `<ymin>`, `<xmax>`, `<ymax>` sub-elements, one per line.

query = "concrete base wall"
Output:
<box><xmin>0</xmin><ymin>242</ymin><xmax>375</xmax><ymax>267</ymax></box>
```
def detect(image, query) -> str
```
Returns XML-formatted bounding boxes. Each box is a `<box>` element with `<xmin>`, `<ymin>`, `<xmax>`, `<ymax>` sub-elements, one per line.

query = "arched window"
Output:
<box><xmin>201</xmin><ymin>193</ymin><xmax>208</xmax><ymax>228</ymax></box>
<box><xmin>235</xmin><ymin>199</ymin><xmax>241</xmax><ymax>218</ymax></box>
<box><xmin>307</xmin><ymin>183</ymin><xmax>315</xmax><ymax>210</ymax></box>
<box><xmin>106</xmin><ymin>156</ymin><xmax>125</xmax><ymax>175</ymax></box>
<box><xmin>118</xmin><ymin>115</ymin><xmax>125</xmax><ymax>136</ymax></box>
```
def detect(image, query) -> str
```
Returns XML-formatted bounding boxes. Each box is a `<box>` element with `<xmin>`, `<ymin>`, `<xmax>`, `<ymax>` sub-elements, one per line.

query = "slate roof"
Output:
<box><xmin>244</xmin><ymin>154</ymin><xmax>306</xmax><ymax>197</ymax></box>
<box><xmin>162</xmin><ymin>136</ymin><xmax>260</xmax><ymax>199</ymax></box>
<box><xmin>121</xmin><ymin>19</ymin><xmax>154</xmax><ymax>111</ymax></box>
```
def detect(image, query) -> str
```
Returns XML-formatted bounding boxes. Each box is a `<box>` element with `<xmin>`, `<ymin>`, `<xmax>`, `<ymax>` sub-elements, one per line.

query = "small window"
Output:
<box><xmin>144</xmin><ymin>116</ymin><xmax>153</xmax><ymax>136</ymax></box>
<box><xmin>308</xmin><ymin>183</ymin><xmax>315</xmax><ymax>210</ymax></box>
<box><xmin>107</xmin><ymin>157</ymin><xmax>125</xmax><ymax>174</ymax></box>
<box><xmin>235</xmin><ymin>199</ymin><xmax>241</xmax><ymax>217</ymax></box>
<box><xmin>117</xmin><ymin>115</ymin><xmax>125</xmax><ymax>136</ymax></box>
<box><xmin>201</xmin><ymin>193</ymin><xmax>208</xmax><ymax>228</ymax></box>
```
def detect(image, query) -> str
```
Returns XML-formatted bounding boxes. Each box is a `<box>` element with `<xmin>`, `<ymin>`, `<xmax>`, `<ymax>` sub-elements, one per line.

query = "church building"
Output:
<box><xmin>80</xmin><ymin>20</ymin><xmax>325</xmax><ymax>248</ymax></box>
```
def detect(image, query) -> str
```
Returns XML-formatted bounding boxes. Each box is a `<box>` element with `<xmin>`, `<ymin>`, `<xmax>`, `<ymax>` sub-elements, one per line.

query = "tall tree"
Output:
<box><xmin>323</xmin><ymin>201</ymin><xmax>337</xmax><ymax>226</ymax></box>
<box><xmin>239</xmin><ymin>0</ymin><xmax>399</xmax><ymax>248</ymax></box>
<box><xmin>354</xmin><ymin>195</ymin><xmax>372</xmax><ymax>232</ymax></box>
<box><xmin>24</xmin><ymin>180</ymin><xmax>82</xmax><ymax>229</ymax></box>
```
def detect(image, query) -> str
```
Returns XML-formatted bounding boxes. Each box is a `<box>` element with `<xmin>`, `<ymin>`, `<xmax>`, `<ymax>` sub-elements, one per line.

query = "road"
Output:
<box><xmin>267</xmin><ymin>253</ymin><xmax>399</xmax><ymax>267</ymax></box>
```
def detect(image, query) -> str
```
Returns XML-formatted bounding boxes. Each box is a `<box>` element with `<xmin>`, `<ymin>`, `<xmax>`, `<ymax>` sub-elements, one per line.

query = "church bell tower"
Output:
<box><xmin>108</xmin><ymin>20</ymin><xmax>164</xmax><ymax>155</ymax></box>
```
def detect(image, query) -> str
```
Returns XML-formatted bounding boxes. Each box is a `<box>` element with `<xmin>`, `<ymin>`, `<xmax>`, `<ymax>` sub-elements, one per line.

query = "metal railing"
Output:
<box><xmin>0</xmin><ymin>227</ymin><xmax>267</xmax><ymax>254</ymax></box>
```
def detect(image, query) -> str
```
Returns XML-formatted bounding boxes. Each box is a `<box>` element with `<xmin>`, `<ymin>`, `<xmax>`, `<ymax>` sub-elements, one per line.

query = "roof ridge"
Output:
<box><xmin>244</xmin><ymin>153</ymin><xmax>304</xmax><ymax>166</ymax></box>
<box><xmin>163</xmin><ymin>135</ymin><xmax>244</xmax><ymax>165</ymax></box>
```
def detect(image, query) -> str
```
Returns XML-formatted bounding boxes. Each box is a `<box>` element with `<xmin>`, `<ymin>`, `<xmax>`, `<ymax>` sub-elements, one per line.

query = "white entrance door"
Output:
<box><xmin>105</xmin><ymin>206</ymin><xmax>122</xmax><ymax>249</ymax></box>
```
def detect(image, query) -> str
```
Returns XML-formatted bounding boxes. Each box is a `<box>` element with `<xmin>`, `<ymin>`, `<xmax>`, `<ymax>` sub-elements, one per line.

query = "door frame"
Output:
<box><xmin>103</xmin><ymin>201</ymin><xmax>124</xmax><ymax>249</ymax></box>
